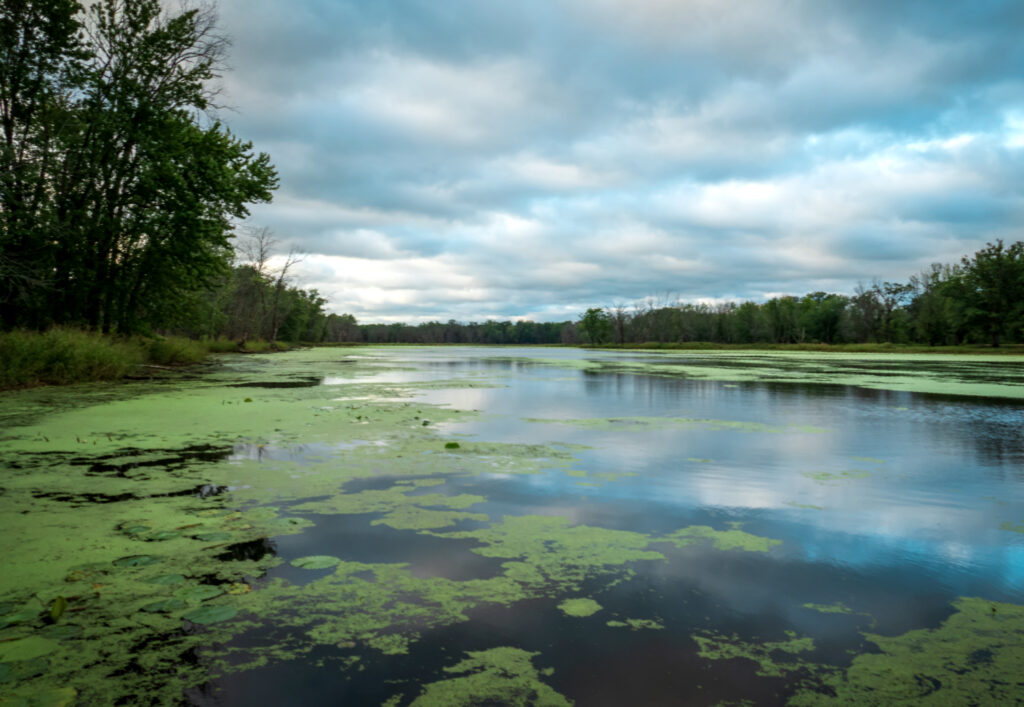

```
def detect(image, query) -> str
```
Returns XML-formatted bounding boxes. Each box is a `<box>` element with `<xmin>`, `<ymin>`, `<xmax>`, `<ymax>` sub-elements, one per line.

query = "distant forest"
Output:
<box><xmin>309</xmin><ymin>239</ymin><xmax>1024</xmax><ymax>348</ymax></box>
<box><xmin>3</xmin><ymin>4</ymin><xmax>1023</xmax><ymax>349</ymax></box>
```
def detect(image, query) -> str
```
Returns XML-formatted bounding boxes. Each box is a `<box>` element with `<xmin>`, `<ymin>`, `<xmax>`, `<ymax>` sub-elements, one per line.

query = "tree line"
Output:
<box><xmin>575</xmin><ymin>240</ymin><xmax>1024</xmax><ymax>347</ymax></box>
<box><xmin>313</xmin><ymin>240</ymin><xmax>1024</xmax><ymax>348</ymax></box>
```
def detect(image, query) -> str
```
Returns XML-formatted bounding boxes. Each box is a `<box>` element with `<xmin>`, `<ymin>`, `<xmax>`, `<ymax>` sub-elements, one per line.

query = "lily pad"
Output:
<box><xmin>146</xmin><ymin>530</ymin><xmax>181</xmax><ymax>542</ymax></box>
<box><xmin>140</xmin><ymin>599</ymin><xmax>188</xmax><ymax>613</ymax></box>
<box><xmin>0</xmin><ymin>637</ymin><xmax>59</xmax><ymax>663</ymax></box>
<box><xmin>192</xmin><ymin>532</ymin><xmax>232</xmax><ymax>543</ymax></box>
<box><xmin>0</xmin><ymin>601</ymin><xmax>42</xmax><ymax>629</ymax></box>
<box><xmin>145</xmin><ymin>573</ymin><xmax>186</xmax><ymax>586</ymax></box>
<box><xmin>38</xmin><ymin>624</ymin><xmax>83</xmax><ymax>640</ymax></box>
<box><xmin>291</xmin><ymin>555</ymin><xmax>341</xmax><ymax>570</ymax></box>
<box><xmin>173</xmin><ymin>585</ymin><xmax>224</xmax><ymax>603</ymax></box>
<box><xmin>182</xmin><ymin>605</ymin><xmax>238</xmax><ymax>625</ymax></box>
<box><xmin>113</xmin><ymin>555</ymin><xmax>161</xmax><ymax>568</ymax></box>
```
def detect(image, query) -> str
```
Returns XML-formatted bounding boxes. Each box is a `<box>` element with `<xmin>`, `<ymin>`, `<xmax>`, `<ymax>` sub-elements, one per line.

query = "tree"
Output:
<box><xmin>0</xmin><ymin>0</ymin><xmax>83</xmax><ymax>325</ymax></box>
<box><xmin>578</xmin><ymin>307</ymin><xmax>612</xmax><ymax>345</ymax></box>
<box><xmin>0</xmin><ymin>0</ymin><xmax>277</xmax><ymax>332</ymax></box>
<box><xmin>947</xmin><ymin>240</ymin><xmax>1024</xmax><ymax>347</ymax></box>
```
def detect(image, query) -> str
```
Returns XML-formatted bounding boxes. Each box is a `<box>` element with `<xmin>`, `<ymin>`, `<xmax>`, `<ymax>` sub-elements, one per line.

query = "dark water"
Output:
<box><xmin>186</xmin><ymin>348</ymin><xmax>1024</xmax><ymax>705</ymax></box>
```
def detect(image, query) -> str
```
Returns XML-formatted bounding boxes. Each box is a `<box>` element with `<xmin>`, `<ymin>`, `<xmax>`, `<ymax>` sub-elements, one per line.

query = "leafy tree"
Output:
<box><xmin>947</xmin><ymin>240</ymin><xmax>1024</xmax><ymax>346</ymax></box>
<box><xmin>578</xmin><ymin>307</ymin><xmax>612</xmax><ymax>345</ymax></box>
<box><xmin>0</xmin><ymin>0</ymin><xmax>277</xmax><ymax>332</ymax></box>
<box><xmin>0</xmin><ymin>0</ymin><xmax>83</xmax><ymax>325</ymax></box>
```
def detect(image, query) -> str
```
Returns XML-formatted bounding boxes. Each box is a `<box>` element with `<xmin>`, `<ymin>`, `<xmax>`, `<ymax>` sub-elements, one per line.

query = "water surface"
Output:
<box><xmin>1</xmin><ymin>347</ymin><xmax>1023</xmax><ymax>705</ymax></box>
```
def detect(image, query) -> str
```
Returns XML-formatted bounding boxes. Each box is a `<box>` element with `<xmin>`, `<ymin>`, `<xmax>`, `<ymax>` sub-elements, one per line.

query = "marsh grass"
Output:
<box><xmin>0</xmin><ymin>330</ymin><xmax>232</xmax><ymax>389</ymax></box>
<box><xmin>145</xmin><ymin>337</ymin><xmax>207</xmax><ymax>365</ymax></box>
<box><xmin>202</xmin><ymin>338</ymin><xmax>295</xmax><ymax>354</ymax></box>
<box><xmin>0</xmin><ymin>329</ymin><xmax>144</xmax><ymax>388</ymax></box>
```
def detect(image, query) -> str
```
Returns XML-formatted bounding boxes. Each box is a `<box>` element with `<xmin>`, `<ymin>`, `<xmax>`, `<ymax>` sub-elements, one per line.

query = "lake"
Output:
<box><xmin>2</xmin><ymin>347</ymin><xmax>1023</xmax><ymax>705</ymax></box>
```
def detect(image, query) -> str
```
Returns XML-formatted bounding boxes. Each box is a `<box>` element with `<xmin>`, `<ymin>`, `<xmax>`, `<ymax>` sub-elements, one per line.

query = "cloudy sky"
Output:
<box><xmin>212</xmin><ymin>0</ymin><xmax>1024</xmax><ymax>323</ymax></box>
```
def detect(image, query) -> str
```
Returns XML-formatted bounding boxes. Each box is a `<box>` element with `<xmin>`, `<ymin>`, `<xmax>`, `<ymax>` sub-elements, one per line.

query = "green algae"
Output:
<box><xmin>785</xmin><ymin>502</ymin><xmax>824</xmax><ymax>511</ymax></box>
<box><xmin>802</xmin><ymin>602</ymin><xmax>853</xmax><ymax>615</ymax></box>
<box><xmin>370</xmin><ymin>507</ymin><xmax>489</xmax><ymax>531</ymax></box>
<box><xmin>366</xmin><ymin>633</ymin><xmax>412</xmax><ymax>655</ymax></box>
<box><xmin>140</xmin><ymin>598</ymin><xmax>187</xmax><ymax>613</ymax></box>
<box><xmin>438</xmin><ymin>515</ymin><xmax>664</xmax><ymax>593</ymax></box>
<box><xmin>661</xmin><ymin>525</ymin><xmax>782</xmax><ymax>553</ymax></box>
<box><xmin>173</xmin><ymin>584</ymin><xmax>224</xmax><ymax>603</ymax></box>
<box><xmin>557</xmin><ymin>598</ymin><xmax>602</xmax><ymax>617</ymax></box>
<box><xmin>791</xmin><ymin>597</ymin><xmax>1024</xmax><ymax>705</ymax></box>
<box><xmin>693</xmin><ymin>631</ymin><xmax>817</xmax><ymax>677</ymax></box>
<box><xmin>0</xmin><ymin>686</ymin><xmax>77</xmax><ymax>707</ymax></box>
<box><xmin>408</xmin><ymin>647</ymin><xmax>571</xmax><ymax>706</ymax></box>
<box><xmin>999</xmin><ymin>521</ymin><xmax>1024</xmax><ymax>534</ymax></box>
<box><xmin>606</xmin><ymin>618</ymin><xmax>663</xmax><ymax>630</ymax></box>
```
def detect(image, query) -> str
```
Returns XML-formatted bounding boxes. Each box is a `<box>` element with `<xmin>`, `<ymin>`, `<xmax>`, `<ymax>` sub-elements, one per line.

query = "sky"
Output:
<box><xmin>211</xmin><ymin>0</ymin><xmax>1024</xmax><ymax>323</ymax></box>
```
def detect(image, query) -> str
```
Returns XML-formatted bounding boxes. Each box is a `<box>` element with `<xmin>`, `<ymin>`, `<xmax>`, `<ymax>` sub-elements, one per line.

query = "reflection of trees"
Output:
<box><xmin>578</xmin><ymin>370</ymin><xmax>1024</xmax><ymax>469</ymax></box>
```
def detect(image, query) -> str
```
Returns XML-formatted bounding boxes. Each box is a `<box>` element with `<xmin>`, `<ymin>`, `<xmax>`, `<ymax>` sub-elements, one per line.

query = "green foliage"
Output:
<box><xmin>0</xmin><ymin>329</ymin><xmax>143</xmax><ymax>388</ymax></box>
<box><xmin>578</xmin><ymin>307</ymin><xmax>613</xmax><ymax>345</ymax></box>
<box><xmin>144</xmin><ymin>337</ymin><xmax>207</xmax><ymax>366</ymax></box>
<box><xmin>0</xmin><ymin>0</ymin><xmax>277</xmax><ymax>333</ymax></box>
<box><xmin>946</xmin><ymin>240</ymin><xmax>1024</xmax><ymax>347</ymax></box>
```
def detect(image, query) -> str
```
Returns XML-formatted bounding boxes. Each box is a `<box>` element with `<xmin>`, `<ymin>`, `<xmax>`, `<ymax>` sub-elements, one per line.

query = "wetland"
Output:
<box><xmin>2</xmin><ymin>346</ymin><xmax>1024</xmax><ymax>705</ymax></box>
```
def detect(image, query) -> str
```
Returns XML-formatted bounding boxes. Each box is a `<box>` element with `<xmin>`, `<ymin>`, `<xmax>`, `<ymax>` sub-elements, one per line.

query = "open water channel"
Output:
<box><xmin>2</xmin><ymin>347</ymin><xmax>1024</xmax><ymax>705</ymax></box>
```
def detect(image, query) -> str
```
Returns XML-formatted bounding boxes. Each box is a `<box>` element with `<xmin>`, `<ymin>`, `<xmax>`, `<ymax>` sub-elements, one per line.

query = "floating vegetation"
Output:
<box><xmin>802</xmin><ymin>470</ymin><xmax>871</xmax><ymax>483</ymax></box>
<box><xmin>370</xmin><ymin>507</ymin><xmax>489</xmax><ymax>531</ymax></box>
<box><xmin>802</xmin><ymin>602</ymin><xmax>853</xmax><ymax>614</ymax></box>
<box><xmin>405</xmin><ymin>647</ymin><xmax>570</xmax><ymax>706</ymax></box>
<box><xmin>112</xmin><ymin>554</ymin><xmax>161</xmax><ymax>568</ymax></box>
<box><xmin>785</xmin><ymin>502</ymin><xmax>824</xmax><ymax>511</ymax></box>
<box><xmin>607</xmin><ymin>618</ymin><xmax>663</xmax><ymax>630</ymax></box>
<box><xmin>557</xmin><ymin>598</ymin><xmax>602</xmax><ymax>617</ymax></box>
<box><xmin>290</xmin><ymin>556</ymin><xmax>342</xmax><ymax>570</ymax></box>
<box><xmin>693</xmin><ymin>631</ymin><xmax>817</xmax><ymax>678</ymax></box>
<box><xmin>661</xmin><ymin>525</ymin><xmax>782</xmax><ymax>553</ymax></box>
<box><xmin>790</xmin><ymin>598</ymin><xmax>1024</xmax><ymax>705</ymax></box>
<box><xmin>182</xmin><ymin>605</ymin><xmax>239</xmax><ymax>625</ymax></box>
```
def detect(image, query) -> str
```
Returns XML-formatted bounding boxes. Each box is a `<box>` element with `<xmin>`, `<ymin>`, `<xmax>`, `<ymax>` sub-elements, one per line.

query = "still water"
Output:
<box><xmin>2</xmin><ymin>347</ymin><xmax>1023</xmax><ymax>705</ymax></box>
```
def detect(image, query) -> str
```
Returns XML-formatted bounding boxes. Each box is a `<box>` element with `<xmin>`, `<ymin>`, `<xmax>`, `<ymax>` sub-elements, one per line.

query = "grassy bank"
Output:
<box><xmin>585</xmin><ymin>341</ymin><xmax>1024</xmax><ymax>355</ymax></box>
<box><xmin>0</xmin><ymin>330</ymin><xmax>294</xmax><ymax>390</ymax></box>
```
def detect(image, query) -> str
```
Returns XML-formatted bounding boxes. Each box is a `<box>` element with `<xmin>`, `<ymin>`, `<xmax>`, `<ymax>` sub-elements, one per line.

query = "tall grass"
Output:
<box><xmin>202</xmin><ymin>337</ymin><xmax>294</xmax><ymax>353</ymax></box>
<box><xmin>0</xmin><ymin>329</ymin><xmax>144</xmax><ymax>389</ymax></box>
<box><xmin>145</xmin><ymin>336</ymin><xmax>207</xmax><ymax>365</ymax></box>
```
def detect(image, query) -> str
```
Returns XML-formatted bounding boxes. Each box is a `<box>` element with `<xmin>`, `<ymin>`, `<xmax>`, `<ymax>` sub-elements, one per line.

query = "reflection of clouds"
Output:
<box><xmin>363</xmin><ymin>348</ymin><xmax>1024</xmax><ymax>592</ymax></box>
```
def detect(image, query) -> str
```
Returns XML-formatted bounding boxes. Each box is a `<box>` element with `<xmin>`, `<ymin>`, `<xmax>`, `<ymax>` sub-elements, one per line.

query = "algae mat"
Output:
<box><xmin>1</xmin><ymin>347</ymin><xmax>1023</xmax><ymax>705</ymax></box>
